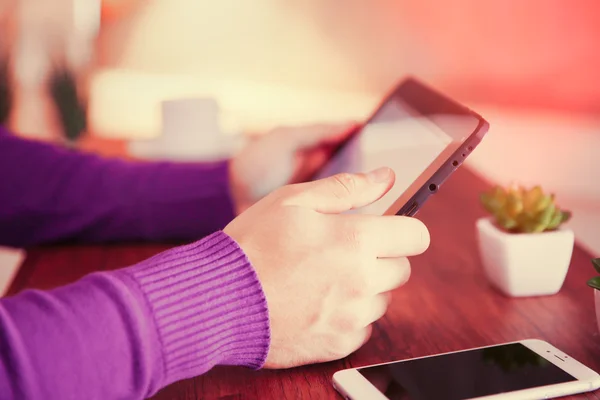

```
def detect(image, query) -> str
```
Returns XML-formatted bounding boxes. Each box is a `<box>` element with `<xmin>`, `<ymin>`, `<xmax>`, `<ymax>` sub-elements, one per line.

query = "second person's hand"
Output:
<box><xmin>224</xmin><ymin>167</ymin><xmax>430</xmax><ymax>369</ymax></box>
<box><xmin>228</xmin><ymin>122</ymin><xmax>357</xmax><ymax>214</ymax></box>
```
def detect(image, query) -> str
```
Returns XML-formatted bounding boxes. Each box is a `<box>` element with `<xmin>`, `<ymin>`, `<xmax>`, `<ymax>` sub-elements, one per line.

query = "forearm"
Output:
<box><xmin>0</xmin><ymin>232</ymin><xmax>270</xmax><ymax>400</ymax></box>
<box><xmin>0</xmin><ymin>127</ymin><xmax>236</xmax><ymax>247</ymax></box>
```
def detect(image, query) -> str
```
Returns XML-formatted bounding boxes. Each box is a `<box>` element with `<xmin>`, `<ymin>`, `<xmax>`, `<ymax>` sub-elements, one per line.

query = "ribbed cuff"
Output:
<box><xmin>124</xmin><ymin>231</ymin><xmax>270</xmax><ymax>385</ymax></box>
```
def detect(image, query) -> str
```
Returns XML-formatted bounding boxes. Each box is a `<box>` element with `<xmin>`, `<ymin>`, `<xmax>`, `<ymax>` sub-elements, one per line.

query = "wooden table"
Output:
<box><xmin>7</xmin><ymin>166</ymin><xmax>600</xmax><ymax>400</ymax></box>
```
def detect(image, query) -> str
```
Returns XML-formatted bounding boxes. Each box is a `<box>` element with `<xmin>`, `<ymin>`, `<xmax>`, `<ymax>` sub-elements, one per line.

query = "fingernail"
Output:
<box><xmin>367</xmin><ymin>167</ymin><xmax>391</xmax><ymax>183</ymax></box>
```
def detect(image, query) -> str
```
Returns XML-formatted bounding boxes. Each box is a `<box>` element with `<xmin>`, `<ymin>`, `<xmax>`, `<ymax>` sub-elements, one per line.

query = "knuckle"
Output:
<box><xmin>341</xmin><ymin>280</ymin><xmax>360</xmax><ymax>298</ymax></box>
<box><xmin>337</xmin><ymin>220</ymin><xmax>368</xmax><ymax>253</ymax></box>
<box><xmin>326</xmin><ymin>219</ymin><xmax>368</xmax><ymax>257</ymax></box>
<box><xmin>327</xmin><ymin>327</ymin><xmax>372</xmax><ymax>358</ymax></box>
<box><xmin>332</xmin><ymin>335</ymin><xmax>359</xmax><ymax>357</ymax></box>
<box><xmin>325</xmin><ymin>335</ymin><xmax>346</xmax><ymax>357</ymax></box>
<box><xmin>344</xmin><ymin>271</ymin><xmax>368</xmax><ymax>298</ymax></box>
<box><xmin>346</xmin><ymin>285</ymin><xmax>366</xmax><ymax>299</ymax></box>
<box><xmin>344</xmin><ymin>226</ymin><xmax>364</xmax><ymax>250</ymax></box>
<box><xmin>331</xmin><ymin>313</ymin><xmax>360</xmax><ymax>332</ymax></box>
<box><xmin>331</xmin><ymin>173</ymin><xmax>356</xmax><ymax>199</ymax></box>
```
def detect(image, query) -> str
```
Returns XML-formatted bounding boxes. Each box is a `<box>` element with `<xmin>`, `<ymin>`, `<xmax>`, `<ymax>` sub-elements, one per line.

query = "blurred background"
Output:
<box><xmin>0</xmin><ymin>0</ymin><xmax>598</xmax><ymax>290</ymax></box>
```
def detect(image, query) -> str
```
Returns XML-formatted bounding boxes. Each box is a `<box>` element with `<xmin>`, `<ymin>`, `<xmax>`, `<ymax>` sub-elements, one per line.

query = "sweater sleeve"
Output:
<box><xmin>0</xmin><ymin>231</ymin><xmax>271</xmax><ymax>400</ymax></box>
<box><xmin>0</xmin><ymin>126</ymin><xmax>236</xmax><ymax>247</ymax></box>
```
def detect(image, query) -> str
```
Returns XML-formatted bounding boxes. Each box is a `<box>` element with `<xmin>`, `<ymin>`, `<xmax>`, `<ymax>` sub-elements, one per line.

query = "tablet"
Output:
<box><xmin>312</xmin><ymin>77</ymin><xmax>490</xmax><ymax>216</ymax></box>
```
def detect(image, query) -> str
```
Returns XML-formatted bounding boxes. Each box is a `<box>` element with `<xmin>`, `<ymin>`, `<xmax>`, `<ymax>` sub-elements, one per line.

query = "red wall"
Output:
<box><xmin>299</xmin><ymin>1</ymin><xmax>600</xmax><ymax>113</ymax></box>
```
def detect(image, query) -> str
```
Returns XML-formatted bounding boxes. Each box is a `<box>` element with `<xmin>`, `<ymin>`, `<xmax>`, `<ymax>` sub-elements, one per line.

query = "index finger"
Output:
<box><xmin>340</xmin><ymin>214</ymin><xmax>431</xmax><ymax>258</ymax></box>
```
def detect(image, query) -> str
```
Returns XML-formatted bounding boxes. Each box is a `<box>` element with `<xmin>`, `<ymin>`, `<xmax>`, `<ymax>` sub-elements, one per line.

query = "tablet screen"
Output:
<box><xmin>312</xmin><ymin>78</ymin><xmax>485</xmax><ymax>215</ymax></box>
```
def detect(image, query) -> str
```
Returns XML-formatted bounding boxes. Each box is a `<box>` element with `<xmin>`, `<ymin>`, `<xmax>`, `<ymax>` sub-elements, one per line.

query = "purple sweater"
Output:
<box><xmin>0</xmin><ymin>127</ymin><xmax>271</xmax><ymax>399</ymax></box>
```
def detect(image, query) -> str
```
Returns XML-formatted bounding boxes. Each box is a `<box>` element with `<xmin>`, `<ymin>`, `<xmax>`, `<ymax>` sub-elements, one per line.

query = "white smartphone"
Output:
<box><xmin>332</xmin><ymin>339</ymin><xmax>600</xmax><ymax>400</ymax></box>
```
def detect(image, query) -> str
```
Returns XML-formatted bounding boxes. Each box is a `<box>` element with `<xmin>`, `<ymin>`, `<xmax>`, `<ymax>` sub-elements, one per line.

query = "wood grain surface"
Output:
<box><xmin>8</xmin><ymin>166</ymin><xmax>600</xmax><ymax>400</ymax></box>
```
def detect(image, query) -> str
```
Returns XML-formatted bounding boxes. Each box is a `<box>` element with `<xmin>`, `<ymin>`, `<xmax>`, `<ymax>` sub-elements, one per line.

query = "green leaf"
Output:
<box><xmin>496</xmin><ymin>214</ymin><xmax>517</xmax><ymax>231</ymax></box>
<box><xmin>533</xmin><ymin>195</ymin><xmax>552</xmax><ymax>213</ymax></box>
<box><xmin>528</xmin><ymin>203</ymin><xmax>554</xmax><ymax>233</ymax></box>
<box><xmin>587</xmin><ymin>277</ymin><xmax>600</xmax><ymax>290</ymax></box>
<box><xmin>530</xmin><ymin>222</ymin><xmax>549</xmax><ymax>233</ymax></box>
<box><xmin>547</xmin><ymin>209</ymin><xmax>563</xmax><ymax>230</ymax></box>
<box><xmin>561</xmin><ymin>210</ymin><xmax>572</xmax><ymax>223</ymax></box>
<box><xmin>592</xmin><ymin>258</ymin><xmax>600</xmax><ymax>274</ymax></box>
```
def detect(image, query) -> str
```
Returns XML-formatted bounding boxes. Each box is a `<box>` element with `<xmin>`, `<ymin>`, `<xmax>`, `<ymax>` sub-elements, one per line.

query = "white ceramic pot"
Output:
<box><xmin>476</xmin><ymin>217</ymin><xmax>575</xmax><ymax>297</ymax></box>
<box><xmin>595</xmin><ymin>289</ymin><xmax>600</xmax><ymax>334</ymax></box>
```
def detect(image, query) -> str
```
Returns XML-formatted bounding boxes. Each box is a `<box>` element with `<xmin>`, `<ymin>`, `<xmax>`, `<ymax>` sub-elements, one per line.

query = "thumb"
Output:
<box><xmin>283</xmin><ymin>167</ymin><xmax>395</xmax><ymax>213</ymax></box>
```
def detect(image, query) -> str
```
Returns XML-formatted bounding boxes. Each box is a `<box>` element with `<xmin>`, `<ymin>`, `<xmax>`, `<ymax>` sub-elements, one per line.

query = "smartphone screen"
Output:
<box><xmin>357</xmin><ymin>343</ymin><xmax>577</xmax><ymax>400</ymax></box>
<box><xmin>312</xmin><ymin>77</ymin><xmax>487</xmax><ymax>216</ymax></box>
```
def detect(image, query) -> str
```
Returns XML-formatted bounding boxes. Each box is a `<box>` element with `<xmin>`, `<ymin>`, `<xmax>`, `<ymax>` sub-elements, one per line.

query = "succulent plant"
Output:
<box><xmin>480</xmin><ymin>184</ymin><xmax>571</xmax><ymax>233</ymax></box>
<box><xmin>586</xmin><ymin>258</ymin><xmax>600</xmax><ymax>290</ymax></box>
<box><xmin>48</xmin><ymin>65</ymin><xmax>87</xmax><ymax>144</ymax></box>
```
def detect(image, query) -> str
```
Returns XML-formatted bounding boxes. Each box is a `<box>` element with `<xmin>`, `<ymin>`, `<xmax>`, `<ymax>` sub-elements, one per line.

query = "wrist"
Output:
<box><xmin>120</xmin><ymin>231</ymin><xmax>271</xmax><ymax>387</ymax></box>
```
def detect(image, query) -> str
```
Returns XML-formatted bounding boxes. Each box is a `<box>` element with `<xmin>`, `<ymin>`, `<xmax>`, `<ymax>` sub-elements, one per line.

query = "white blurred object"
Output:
<box><xmin>128</xmin><ymin>97</ymin><xmax>244</xmax><ymax>161</ymax></box>
<box><xmin>88</xmin><ymin>69</ymin><xmax>377</xmax><ymax>139</ymax></box>
<box><xmin>162</xmin><ymin>97</ymin><xmax>219</xmax><ymax>142</ymax></box>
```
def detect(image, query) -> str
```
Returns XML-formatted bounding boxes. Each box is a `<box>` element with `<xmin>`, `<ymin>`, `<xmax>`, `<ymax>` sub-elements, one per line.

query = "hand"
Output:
<box><xmin>223</xmin><ymin>167</ymin><xmax>430</xmax><ymax>368</ymax></box>
<box><xmin>229</xmin><ymin>122</ymin><xmax>357</xmax><ymax>214</ymax></box>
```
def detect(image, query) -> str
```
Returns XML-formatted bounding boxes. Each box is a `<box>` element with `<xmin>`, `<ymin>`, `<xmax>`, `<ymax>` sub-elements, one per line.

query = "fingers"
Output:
<box><xmin>364</xmin><ymin>293</ymin><xmax>391</xmax><ymax>326</ymax></box>
<box><xmin>343</xmin><ymin>325</ymin><xmax>373</xmax><ymax>357</ymax></box>
<box><xmin>333</xmin><ymin>294</ymin><xmax>390</xmax><ymax>332</ymax></box>
<box><xmin>339</xmin><ymin>214</ymin><xmax>431</xmax><ymax>258</ymax></box>
<box><xmin>282</xmin><ymin>168</ymin><xmax>396</xmax><ymax>213</ymax></box>
<box><xmin>367</xmin><ymin>257</ymin><xmax>412</xmax><ymax>294</ymax></box>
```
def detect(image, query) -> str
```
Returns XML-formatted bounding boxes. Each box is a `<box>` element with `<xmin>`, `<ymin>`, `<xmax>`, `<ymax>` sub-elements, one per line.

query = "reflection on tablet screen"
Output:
<box><xmin>312</xmin><ymin>89</ymin><xmax>472</xmax><ymax>215</ymax></box>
